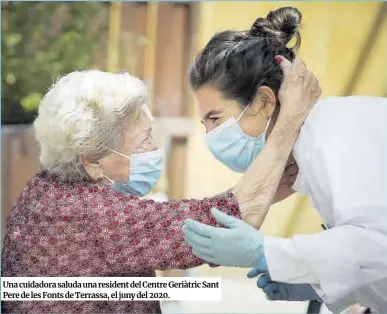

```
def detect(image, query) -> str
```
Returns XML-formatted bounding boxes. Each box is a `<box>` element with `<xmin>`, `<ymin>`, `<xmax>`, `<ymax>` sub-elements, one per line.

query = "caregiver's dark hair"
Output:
<box><xmin>189</xmin><ymin>7</ymin><xmax>302</xmax><ymax>106</ymax></box>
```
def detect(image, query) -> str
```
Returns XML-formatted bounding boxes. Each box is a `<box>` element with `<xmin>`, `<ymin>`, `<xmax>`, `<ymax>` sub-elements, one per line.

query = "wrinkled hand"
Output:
<box><xmin>276</xmin><ymin>56</ymin><xmax>322</xmax><ymax>125</ymax></box>
<box><xmin>247</xmin><ymin>268</ymin><xmax>321</xmax><ymax>302</ymax></box>
<box><xmin>273</xmin><ymin>161</ymin><xmax>298</xmax><ymax>203</ymax></box>
<box><xmin>183</xmin><ymin>208</ymin><xmax>267</xmax><ymax>269</ymax></box>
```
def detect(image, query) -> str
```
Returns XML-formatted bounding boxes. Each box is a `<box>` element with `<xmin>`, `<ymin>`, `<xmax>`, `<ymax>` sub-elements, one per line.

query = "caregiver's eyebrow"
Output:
<box><xmin>201</xmin><ymin>110</ymin><xmax>221</xmax><ymax>124</ymax></box>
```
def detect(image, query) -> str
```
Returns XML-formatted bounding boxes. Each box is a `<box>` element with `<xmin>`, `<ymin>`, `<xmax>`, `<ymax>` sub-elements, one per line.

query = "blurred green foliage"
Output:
<box><xmin>1</xmin><ymin>2</ymin><xmax>108</xmax><ymax>124</ymax></box>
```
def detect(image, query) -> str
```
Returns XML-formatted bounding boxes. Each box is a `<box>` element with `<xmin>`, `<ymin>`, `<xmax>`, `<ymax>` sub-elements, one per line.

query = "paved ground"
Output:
<box><xmin>160</xmin><ymin>266</ymin><xmax>333</xmax><ymax>313</ymax></box>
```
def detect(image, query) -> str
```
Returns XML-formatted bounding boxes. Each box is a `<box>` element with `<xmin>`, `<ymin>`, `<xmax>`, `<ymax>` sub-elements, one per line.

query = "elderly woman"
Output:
<box><xmin>2</xmin><ymin>61</ymin><xmax>319</xmax><ymax>313</ymax></box>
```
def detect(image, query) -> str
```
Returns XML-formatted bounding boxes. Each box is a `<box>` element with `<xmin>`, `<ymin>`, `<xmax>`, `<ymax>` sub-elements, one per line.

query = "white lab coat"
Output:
<box><xmin>264</xmin><ymin>96</ymin><xmax>387</xmax><ymax>313</ymax></box>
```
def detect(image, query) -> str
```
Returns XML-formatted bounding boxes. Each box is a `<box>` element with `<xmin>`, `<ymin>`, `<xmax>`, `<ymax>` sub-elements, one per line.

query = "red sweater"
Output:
<box><xmin>2</xmin><ymin>171</ymin><xmax>241</xmax><ymax>313</ymax></box>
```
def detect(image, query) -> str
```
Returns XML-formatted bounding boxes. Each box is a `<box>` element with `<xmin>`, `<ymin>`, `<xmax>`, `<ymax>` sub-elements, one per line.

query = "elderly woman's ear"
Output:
<box><xmin>80</xmin><ymin>156</ymin><xmax>103</xmax><ymax>181</ymax></box>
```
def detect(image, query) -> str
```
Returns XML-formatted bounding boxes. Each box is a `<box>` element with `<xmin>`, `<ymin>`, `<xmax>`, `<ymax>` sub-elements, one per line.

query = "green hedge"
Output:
<box><xmin>1</xmin><ymin>2</ymin><xmax>108</xmax><ymax>124</ymax></box>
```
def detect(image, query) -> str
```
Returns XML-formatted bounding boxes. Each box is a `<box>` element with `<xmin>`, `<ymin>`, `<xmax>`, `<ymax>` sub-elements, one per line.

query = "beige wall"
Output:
<box><xmin>185</xmin><ymin>2</ymin><xmax>387</xmax><ymax>239</ymax></box>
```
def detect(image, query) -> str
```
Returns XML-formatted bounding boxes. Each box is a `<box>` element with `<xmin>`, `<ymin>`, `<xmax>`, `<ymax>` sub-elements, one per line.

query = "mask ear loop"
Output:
<box><xmin>103</xmin><ymin>174</ymin><xmax>114</xmax><ymax>184</ymax></box>
<box><xmin>264</xmin><ymin>117</ymin><xmax>272</xmax><ymax>134</ymax></box>
<box><xmin>236</xmin><ymin>105</ymin><xmax>271</xmax><ymax>133</ymax></box>
<box><xmin>236</xmin><ymin>105</ymin><xmax>250</xmax><ymax>122</ymax></box>
<box><xmin>108</xmin><ymin>148</ymin><xmax>130</xmax><ymax>160</ymax></box>
<box><xmin>101</xmin><ymin>148</ymin><xmax>130</xmax><ymax>184</ymax></box>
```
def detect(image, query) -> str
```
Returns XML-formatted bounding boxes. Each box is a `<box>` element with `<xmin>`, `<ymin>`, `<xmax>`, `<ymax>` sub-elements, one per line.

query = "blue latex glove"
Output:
<box><xmin>183</xmin><ymin>207</ymin><xmax>267</xmax><ymax>269</ymax></box>
<box><xmin>247</xmin><ymin>268</ymin><xmax>322</xmax><ymax>301</ymax></box>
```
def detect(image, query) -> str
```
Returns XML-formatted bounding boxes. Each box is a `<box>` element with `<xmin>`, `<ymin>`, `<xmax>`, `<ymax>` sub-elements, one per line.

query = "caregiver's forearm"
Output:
<box><xmin>232</xmin><ymin>115</ymin><xmax>299</xmax><ymax>228</ymax></box>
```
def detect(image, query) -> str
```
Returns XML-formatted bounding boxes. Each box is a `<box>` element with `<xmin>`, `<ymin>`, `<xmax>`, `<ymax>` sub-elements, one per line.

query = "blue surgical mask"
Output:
<box><xmin>205</xmin><ymin>106</ymin><xmax>270</xmax><ymax>173</ymax></box>
<box><xmin>104</xmin><ymin>148</ymin><xmax>163</xmax><ymax>197</ymax></box>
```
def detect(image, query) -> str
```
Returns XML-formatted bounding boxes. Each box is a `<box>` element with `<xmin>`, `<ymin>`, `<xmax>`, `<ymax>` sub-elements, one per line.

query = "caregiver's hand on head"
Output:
<box><xmin>275</xmin><ymin>56</ymin><xmax>322</xmax><ymax>125</ymax></box>
<box><xmin>183</xmin><ymin>208</ymin><xmax>268</xmax><ymax>270</ymax></box>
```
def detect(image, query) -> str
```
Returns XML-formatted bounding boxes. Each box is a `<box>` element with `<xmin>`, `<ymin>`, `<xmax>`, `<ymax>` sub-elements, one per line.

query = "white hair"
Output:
<box><xmin>34</xmin><ymin>70</ymin><xmax>148</xmax><ymax>180</ymax></box>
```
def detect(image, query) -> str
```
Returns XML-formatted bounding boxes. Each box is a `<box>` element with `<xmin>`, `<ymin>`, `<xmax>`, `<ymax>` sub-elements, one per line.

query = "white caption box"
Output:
<box><xmin>1</xmin><ymin>277</ymin><xmax>222</xmax><ymax>301</ymax></box>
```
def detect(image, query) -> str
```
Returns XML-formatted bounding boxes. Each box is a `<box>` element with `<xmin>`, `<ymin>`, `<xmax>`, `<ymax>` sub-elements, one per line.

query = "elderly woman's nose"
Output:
<box><xmin>148</xmin><ymin>143</ymin><xmax>159</xmax><ymax>151</ymax></box>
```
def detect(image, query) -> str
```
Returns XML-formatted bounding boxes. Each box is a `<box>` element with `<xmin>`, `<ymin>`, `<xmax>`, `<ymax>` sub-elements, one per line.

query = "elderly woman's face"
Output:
<box><xmin>98</xmin><ymin>107</ymin><xmax>158</xmax><ymax>183</ymax></box>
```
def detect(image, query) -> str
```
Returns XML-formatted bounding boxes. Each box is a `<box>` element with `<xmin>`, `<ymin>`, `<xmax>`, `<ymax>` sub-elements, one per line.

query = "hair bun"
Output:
<box><xmin>250</xmin><ymin>7</ymin><xmax>302</xmax><ymax>49</ymax></box>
